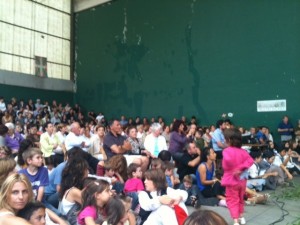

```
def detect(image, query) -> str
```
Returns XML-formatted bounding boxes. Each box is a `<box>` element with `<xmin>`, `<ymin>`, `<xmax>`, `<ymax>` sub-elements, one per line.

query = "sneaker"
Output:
<box><xmin>218</xmin><ymin>199</ymin><xmax>227</xmax><ymax>207</ymax></box>
<box><xmin>239</xmin><ymin>217</ymin><xmax>246</xmax><ymax>225</ymax></box>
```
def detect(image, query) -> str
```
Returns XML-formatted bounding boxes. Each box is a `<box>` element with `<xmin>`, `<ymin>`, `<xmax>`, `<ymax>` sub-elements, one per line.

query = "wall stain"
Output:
<box><xmin>185</xmin><ymin>23</ymin><xmax>207</xmax><ymax>121</ymax></box>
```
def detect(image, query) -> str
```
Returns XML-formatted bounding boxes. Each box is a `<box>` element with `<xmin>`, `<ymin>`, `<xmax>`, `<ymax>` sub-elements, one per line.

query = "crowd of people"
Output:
<box><xmin>0</xmin><ymin>95</ymin><xmax>300</xmax><ymax>225</ymax></box>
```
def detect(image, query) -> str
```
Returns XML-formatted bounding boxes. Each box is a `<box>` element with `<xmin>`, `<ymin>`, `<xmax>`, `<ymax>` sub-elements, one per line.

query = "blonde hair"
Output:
<box><xmin>0</xmin><ymin>174</ymin><xmax>33</xmax><ymax>213</ymax></box>
<box><xmin>0</xmin><ymin>158</ymin><xmax>16</xmax><ymax>188</ymax></box>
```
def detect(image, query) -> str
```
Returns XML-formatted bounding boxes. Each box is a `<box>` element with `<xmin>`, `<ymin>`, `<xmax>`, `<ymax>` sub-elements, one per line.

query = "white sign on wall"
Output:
<box><xmin>257</xmin><ymin>99</ymin><xmax>286</xmax><ymax>112</ymax></box>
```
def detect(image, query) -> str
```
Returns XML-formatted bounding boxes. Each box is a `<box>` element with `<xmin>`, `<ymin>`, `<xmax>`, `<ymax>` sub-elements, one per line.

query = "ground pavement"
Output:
<box><xmin>187</xmin><ymin>176</ymin><xmax>300</xmax><ymax>225</ymax></box>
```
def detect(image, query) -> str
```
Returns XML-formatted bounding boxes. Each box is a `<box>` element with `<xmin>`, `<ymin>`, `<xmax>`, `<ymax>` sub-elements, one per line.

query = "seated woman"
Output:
<box><xmin>58</xmin><ymin>157</ymin><xmax>89</xmax><ymax>218</ymax></box>
<box><xmin>138</xmin><ymin>169</ymin><xmax>188</xmax><ymax>225</ymax></box>
<box><xmin>0</xmin><ymin>173</ymin><xmax>33</xmax><ymax>225</ymax></box>
<box><xmin>196</xmin><ymin>147</ymin><xmax>226</xmax><ymax>206</ymax></box>
<box><xmin>0</xmin><ymin>157</ymin><xmax>17</xmax><ymax>189</ymax></box>
<box><xmin>126</xmin><ymin>126</ymin><xmax>150</xmax><ymax>172</ymax></box>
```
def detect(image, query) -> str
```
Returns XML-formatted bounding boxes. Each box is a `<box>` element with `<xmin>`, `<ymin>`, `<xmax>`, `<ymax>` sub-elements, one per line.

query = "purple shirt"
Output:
<box><xmin>168</xmin><ymin>132</ymin><xmax>189</xmax><ymax>154</ymax></box>
<box><xmin>5</xmin><ymin>132</ymin><xmax>24</xmax><ymax>151</ymax></box>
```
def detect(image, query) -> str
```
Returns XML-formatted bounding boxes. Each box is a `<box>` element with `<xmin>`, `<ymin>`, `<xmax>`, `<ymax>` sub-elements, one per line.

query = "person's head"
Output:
<box><xmin>250</xmin><ymin>127</ymin><xmax>256</xmax><ymax>135</ymax></box>
<box><xmin>144</xmin><ymin>169</ymin><xmax>167</xmax><ymax>192</ymax></box>
<box><xmin>216</xmin><ymin>120</ymin><xmax>226</xmax><ymax>130</ymax></box>
<box><xmin>183</xmin><ymin>209</ymin><xmax>228</xmax><ymax>225</ymax></box>
<box><xmin>108</xmin><ymin>155</ymin><xmax>128</xmax><ymax>181</ymax></box>
<box><xmin>127</xmin><ymin>163</ymin><xmax>142</xmax><ymax>179</ymax></box>
<box><xmin>195</xmin><ymin>130</ymin><xmax>203</xmax><ymax>139</ymax></box>
<box><xmin>5</xmin><ymin>122</ymin><xmax>15</xmax><ymax>135</ymax></box>
<box><xmin>162</xmin><ymin>161</ymin><xmax>174</xmax><ymax>176</ymax></box>
<box><xmin>187</xmin><ymin>142</ymin><xmax>198</xmax><ymax>155</ymax></box>
<box><xmin>104</xmin><ymin>162</ymin><xmax>115</xmax><ymax>178</ymax></box>
<box><xmin>0</xmin><ymin>146</ymin><xmax>12</xmax><ymax>158</ymax></box>
<box><xmin>0</xmin><ymin>157</ymin><xmax>17</xmax><ymax>188</ymax></box>
<box><xmin>189</xmin><ymin>124</ymin><xmax>197</xmax><ymax>134</ymax></box>
<box><xmin>28</xmin><ymin>124</ymin><xmax>38</xmax><ymax>135</ymax></box>
<box><xmin>17</xmin><ymin>202</ymin><xmax>46</xmax><ymax>225</ymax></box>
<box><xmin>0</xmin><ymin>124</ymin><xmax>9</xmax><ymax>136</ymax></box>
<box><xmin>136</xmin><ymin>124</ymin><xmax>144</xmax><ymax>133</ymax></box>
<box><xmin>263</xmin><ymin>150</ymin><xmax>275</xmax><ymax>164</ymax></box>
<box><xmin>119</xmin><ymin>195</ymin><xmax>132</xmax><ymax>223</ymax></box>
<box><xmin>104</xmin><ymin>196</ymin><xmax>127</xmax><ymax>225</ymax></box>
<box><xmin>70</xmin><ymin>122</ymin><xmax>81</xmax><ymax>136</ymax></box>
<box><xmin>172</xmin><ymin>120</ymin><xmax>185</xmax><ymax>133</ymax></box>
<box><xmin>60</xmin><ymin>157</ymin><xmax>89</xmax><ymax>199</ymax></box>
<box><xmin>109</xmin><ymin>120</ymin><xmax>122</xmax><ymax>135</ymax></box>
<box><xmin>22</xmin><ymin>148</ymin><xmax>43</xmax><ymax>168</ymax></box>
<box><xmin>81</xmin><ymin>179</ymin><xmax>111</xmax><ymax>210</ymax></box>
<box><xmin>164</xmin><ymin>125</ymin><xmax>170</xmax><ymax>133</ymax></box>
<box><xmin>150</xmin><ymin>123</ymin><xmax>163</xmax><ymax>137</ymax></box>
<box><xmin>283</xmin><ymin>115</ymin><xmax>289</xmax><ymax>124</ymax></box>
<box><xmin>278</xmin><ymin>147</ymin><xmax>287</xmax><ymax>157</ymax></box>
<box><xmin>95</xmin><ymin>125</ymin><xmax>105</xmax><ymax>137</ymax></box>
<box><xmin>183</xmin><ymin>175</ymin><xmax>193</xmax><ymax>189</ymax></box>
<box><xmin>18</xmin><ymin>139</ymin><xmax>35</xmax><ymax>167</ymax></box>
<box><xmin>224</xmin><ymin>119</ymin><xmax>232</xmax><ymax>129</ymax></box>
<box><xmin>201</xmin><ymin>147</ymin><xmax>216</xmax><ymax>163</ymax></box>
<box><xmin>250</xmin><ymin>151</ymin><xmax>263</xmax><ymax>163</ymax></box>
<box><xmin>224</xmin><ymin>128</ymin><xmax>242</xmax><ymax>148</ymax></box>
<box><xmin>0</xmin><ymin>173</ymin><xmax>33</xmax><ymax>213</ymax></box>
<box><xmin>127</xmin><ymin>126</ymin><xmax>137</xmax><ymax>139</ymax></box>
<box><xmin>259</xmin><ymin>126</ymin><xmax>267</xmax><ymax>134</ymax></box>
<box><xmin>151</xmin><ymin>158</ymin><xmax>163</xmax><ymax>170</ymax></box>
<box><xmin>56</xmin><ymin>123</ymin><xmax>67</xmax><ymax>133</ymax></box>
<box><xmin>43</xmin><ymin>122</ymin><xmax>53</xmax><ymax>134</ymax></box>
<box><xmin>158</xmin><ymin>150</ymin><xmax>172</xmax><ymax>162</ymax></box>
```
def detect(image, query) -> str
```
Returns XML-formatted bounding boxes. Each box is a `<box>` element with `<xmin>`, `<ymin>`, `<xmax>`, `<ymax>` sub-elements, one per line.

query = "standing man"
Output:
<box><xmin>278</xmin><ymin>116</ymin><xmax>293</xmax><ymax>142</ymax></box>
<box><xmin>212</xmin><ymin>119</ymin><xmax>227</xmax><ymax>169</ymax></box>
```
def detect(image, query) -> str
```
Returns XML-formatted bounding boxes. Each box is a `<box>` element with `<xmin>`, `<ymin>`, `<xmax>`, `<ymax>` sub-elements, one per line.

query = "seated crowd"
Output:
<box><xmin>0</xmin><ymin>96</ymin><xmax>300</xmax><ymax>225</ymax></box>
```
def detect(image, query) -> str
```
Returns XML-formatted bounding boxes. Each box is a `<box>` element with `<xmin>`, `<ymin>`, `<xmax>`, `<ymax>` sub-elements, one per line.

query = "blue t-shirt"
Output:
<box><xmin>19</xmin><ymin>166</ymin><xmax>49</xmax><ymax>198</ymax></box>
<box><xmin>212</xmin><ymin>129</ymin><xmax>225</xmax><ymax>151</ymax></box>
<box><xmin>45</xmin><ymin>161</ymin><xmax>67</xmax><ymax>195</ymax></box>
<box><xmin>278</xmin><ymin>122</ymin><xmax>293</xmax><ymax>136</ymax></box>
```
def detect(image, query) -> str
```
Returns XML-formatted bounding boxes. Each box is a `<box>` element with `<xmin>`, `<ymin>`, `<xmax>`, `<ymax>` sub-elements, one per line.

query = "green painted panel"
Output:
<box><xmin>0</xmin><ymin>84</ymin><xmax>73</xmax><ymax>105</ymax></box>
<box><xmin>74</xmin><ymin>0</ymin><xmax>300</xmax><ymax>140</ymax></box>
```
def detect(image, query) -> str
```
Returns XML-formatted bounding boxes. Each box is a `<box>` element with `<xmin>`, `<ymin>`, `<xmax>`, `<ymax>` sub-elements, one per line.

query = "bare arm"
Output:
<box><xmin>110</xmin><ymin>140</ymin><xmax>131</xmax><ymax>154</ymax></box>
<box><xmin>199</xmin><ymin>164</ymin><xmax>216</xmax><ymax>186</ymax></box>
<box><xmin>46</xmin><ymin>209</ymin><xmax>68</xmax><ymax>225</ymax></box>
<box><xmin>36</xmin><ymin>186</ymin><xmax>45</xmax><ymax>202</ymax></box>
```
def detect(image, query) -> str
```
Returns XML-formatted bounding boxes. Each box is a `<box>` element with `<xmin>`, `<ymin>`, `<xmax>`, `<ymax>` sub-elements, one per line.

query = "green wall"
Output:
<box><xmin>74</xmin><ymin>0</ymin><xmax>300</xmax><ymax>137</ymax></box>
<box><xmin>0</xmin><ymin>84</ymin><xmax>73</xmax><ymax>105</ymax></box>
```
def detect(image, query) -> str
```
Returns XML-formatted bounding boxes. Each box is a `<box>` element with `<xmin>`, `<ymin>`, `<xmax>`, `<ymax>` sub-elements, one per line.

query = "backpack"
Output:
<box><xmin>138</xmin><ymin>189</ymin><xmax>188</xmax><ymax>225</ymax></box>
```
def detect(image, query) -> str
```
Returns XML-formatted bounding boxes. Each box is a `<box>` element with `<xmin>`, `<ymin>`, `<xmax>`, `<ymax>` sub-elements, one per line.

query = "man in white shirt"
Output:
<box><xmin>64</xmin><ymin>122</ymin><xmax>86</xmax><ymax>150</ymax></box>
<box><xmin>144</xmin><ymin>123</ymin><xmax>167</xmax><ymax>158</ymax></box>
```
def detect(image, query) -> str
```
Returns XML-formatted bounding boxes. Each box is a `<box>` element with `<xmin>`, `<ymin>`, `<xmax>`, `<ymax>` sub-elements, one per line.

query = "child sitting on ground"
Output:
<box><xmin>124</xmin><ymin>163</ymin><xmax>144</xmax><ymax>211</ymax></box>
<box><xmin>247</xmin><ymin>151</ymin><xmax>278</xmax><ymax>191</ymax></box>
<box><xmin>19</xmin><ymin>148</ymin><xmax>49</xmax><ymax>201</ymax></box>
<box><xmin>177</xmin><ymin>175</ymin><xmax>198</xmax><ymax>206</ymax></box>
<box><xmin>163</xmin><ymin>161</ymin><xmax>180</xmax><ymax>188</ymax></box>
<box><xmin>104</xmin><ymin>161</ymin><xmax>124</xmax><ymax>194</ymax></box>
